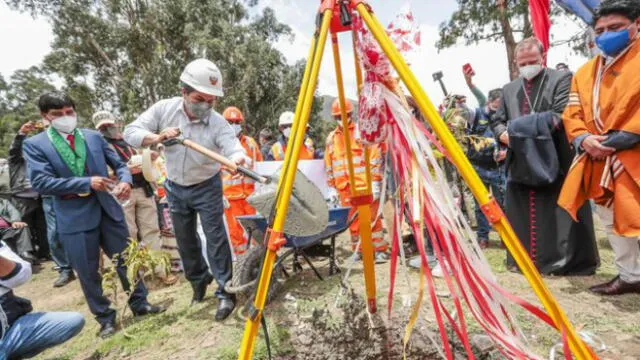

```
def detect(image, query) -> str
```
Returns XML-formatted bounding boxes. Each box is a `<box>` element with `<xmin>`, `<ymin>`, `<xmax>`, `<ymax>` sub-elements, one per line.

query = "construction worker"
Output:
<box><xmin>124</xmin><ymin>58</ymin><xmax>245</xmax><ymax>321</ymax></box>
<box><xmin>267</xmin><ymin>111</ymin><xmax>315</xmax><ymax>161</ymax></box>
<box><xmin>221</xmin><ymin>106</ymin><xmax>262</xmax><ymax>255</ymax></box>
<box><xmin>325</xmin><ymin>100</ymin><xmax>389</xmax><ymax>263</ymax></box>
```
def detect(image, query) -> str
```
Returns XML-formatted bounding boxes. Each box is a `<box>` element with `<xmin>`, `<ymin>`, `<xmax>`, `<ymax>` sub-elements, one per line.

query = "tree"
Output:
<box><xmin>437</xmin><ymin>0</ymin><xmax>584</xmax><ymax>81</ymax></box>
<box><xmin>437</xmin><ymin>0</ymin><xmax>536</xmax><ymax>80</ymax></box>
<box><xmin>0</xmin><ymin>67</ymin><xmax>58</xmax><ymax>158</ymax></box>
<box><xmin>6</xmin><ymin>0</ymin><xmax>324</xmax><ymax>142</ymax></box>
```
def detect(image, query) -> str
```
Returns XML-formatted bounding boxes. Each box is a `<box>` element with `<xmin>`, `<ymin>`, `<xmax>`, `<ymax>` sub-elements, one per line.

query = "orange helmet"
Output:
<box><xmin>223</xmin><ymin>106</ymin><xmax>244</xmax><ymax>123</ymax></box>
<box><xmin>331</xmin><ymin>99</ymin><xmax>354</xmax><ymax>116</ymax></box>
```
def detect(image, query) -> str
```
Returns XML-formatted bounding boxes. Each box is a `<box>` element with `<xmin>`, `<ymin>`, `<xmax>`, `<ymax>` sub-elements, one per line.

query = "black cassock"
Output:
<box><xmin>491</xmin><ymin>69</ymin><xmax>599</xmax><ymax>275</ymax></box>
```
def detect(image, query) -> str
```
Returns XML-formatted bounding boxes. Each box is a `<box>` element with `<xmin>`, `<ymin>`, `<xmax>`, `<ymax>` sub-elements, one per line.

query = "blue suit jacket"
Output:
<box><xmin>23</xmin><ymin>129</ymin><xmax>132</xmax><ymax>234</ymax></box>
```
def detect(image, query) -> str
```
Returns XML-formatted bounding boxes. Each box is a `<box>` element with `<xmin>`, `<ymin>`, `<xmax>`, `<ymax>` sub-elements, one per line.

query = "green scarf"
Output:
<box><xmin>47</xmin><ymin>127</ymin><xmax>87</xmax><ymax>176</ymax></box>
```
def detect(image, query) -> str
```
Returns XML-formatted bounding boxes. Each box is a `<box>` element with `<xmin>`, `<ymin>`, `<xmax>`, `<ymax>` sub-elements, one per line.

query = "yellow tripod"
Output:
<box><xmin>238</xmin><ymin>1</ymin><xmax>596</xmax><ymax>359</ymax></box>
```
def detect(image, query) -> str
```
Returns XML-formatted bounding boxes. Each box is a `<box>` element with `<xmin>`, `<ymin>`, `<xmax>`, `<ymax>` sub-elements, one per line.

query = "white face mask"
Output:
<box><xmin>50</xmin><ymin>115</ymin><xmax>78</xmax><ymax>134</ymax></box>
<box><xmin>519</xmin><ymin>64</ymin><xmax>543</xmax><ymax>81</ymax></box>
<box><xmin>231</xmin><ymin>124</ymin><xmax>242</xmax><ymax>136</ymax></box>
<box><xmin>282</xmin><ymin>128</ymin><xmax>292</xmax><ymax>138</ymax></box>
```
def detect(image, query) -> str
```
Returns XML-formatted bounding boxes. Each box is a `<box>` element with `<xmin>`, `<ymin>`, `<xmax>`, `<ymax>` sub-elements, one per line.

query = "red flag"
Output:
<box><xmin>529</xmin><ymin>0</ymin><xmax>551</xmax><ymax>63</ymax></box>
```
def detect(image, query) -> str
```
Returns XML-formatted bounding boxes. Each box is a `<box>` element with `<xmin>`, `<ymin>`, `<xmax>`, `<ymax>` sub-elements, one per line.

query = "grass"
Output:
<box><xmin>19</xmin><ymin>229</ymin><xmax>640</xmax><ymax>359</ymax></box>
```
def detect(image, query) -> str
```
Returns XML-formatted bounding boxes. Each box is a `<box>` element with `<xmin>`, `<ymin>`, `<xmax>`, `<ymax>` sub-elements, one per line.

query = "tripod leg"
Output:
<box><xmin>329</xmin><ymin>235</ymin><xmax>340</xmax><ymax>275</ymax></box>
<box><xmin>331</xmin><ymin>31</ymin><xmax>378</xmax><ymax>313</ymax></box>
<box><xmin>237</xmin><ymin>8</ymin><xmax>334</xmax><ymax>360</ymax></box>
<box><xmin>354</xmin><ymin>4</ymin><xmax>594</xmax><ymax>359</ymax></box>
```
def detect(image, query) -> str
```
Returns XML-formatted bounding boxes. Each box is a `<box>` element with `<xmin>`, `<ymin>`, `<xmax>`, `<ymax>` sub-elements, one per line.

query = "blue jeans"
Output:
<box><xmin>473</xmin><ymin>166</ymin><xmax>505</xmax><ymax>241</ymax></box>
<box><xmin>165</xmin><ymin>174</ymin><xmax>233</xmax><ymax>300</ymax></box>
<box><xmin>0</xmin><ymin>312</ymin><xmax>84</xmax><ymax>359</ymax></box>
<box><xmin>42</xmin><ymin>197</ymin><xmax>71</xmax><ymax>272</ymax></box>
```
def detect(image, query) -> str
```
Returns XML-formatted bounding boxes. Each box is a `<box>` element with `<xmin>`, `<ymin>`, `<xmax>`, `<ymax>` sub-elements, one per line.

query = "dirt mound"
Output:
<box><xmin>280</xmin><ymin>289</ymin><xmax>440</xmax><ymax>360</ymax></box>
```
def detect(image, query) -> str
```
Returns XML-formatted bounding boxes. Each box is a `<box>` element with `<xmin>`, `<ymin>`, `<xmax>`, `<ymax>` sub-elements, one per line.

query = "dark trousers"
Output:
<box><xmin>0</xmin><ymin>226</ymin><xmax>32</xmax><ymax>254</ymax></box>
<box><xmin>60</xmin><ymin>209</ymin><xmax>149</xmax><ymax>325</ymax></box>
<box><xmin>165</xmin><ymin>174</ymin><xmax>233</xmax><ymax>300</ymax></box>
<box><xmin>12</xmin><ymin>197</ymin><xmax>48</xmax><ymax>258</ymax></box>
<box><xmin>472</xmin><ymin>166</ymin><xmax>505</xmax><ymax>241</ymax></box>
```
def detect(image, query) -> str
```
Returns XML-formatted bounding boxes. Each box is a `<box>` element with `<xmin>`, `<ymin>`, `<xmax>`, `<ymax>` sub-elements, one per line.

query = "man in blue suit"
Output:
<box><xmin>23</xmin><ymin>92</ymin><xmax>163</xmax><ymax>339</ymax></box>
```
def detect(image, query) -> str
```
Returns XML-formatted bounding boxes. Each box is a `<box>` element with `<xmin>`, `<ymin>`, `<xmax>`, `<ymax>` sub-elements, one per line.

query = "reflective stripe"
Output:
<box><xmin>332</xmin><ymin>167</ymin><xmax>366</xmax><ymax>178</ymax></box>
<box><xmin>371</xmin><ymin>231</ymin><xmax>384</xmax><ymax>239</ymax></box>
<box><xmin>272</xmin><ymin>143</ymin><xmax>284</xmax><ymax>160</ymax></box>
<box><xmin>223</xmin><ymin>179</ymin><xmax>244</xmax><ymax>186</ymax></box>
<box><xmin>333</xmin><ymin>156</ymin><xmax>364</xmax><ymax>167</ymax></box>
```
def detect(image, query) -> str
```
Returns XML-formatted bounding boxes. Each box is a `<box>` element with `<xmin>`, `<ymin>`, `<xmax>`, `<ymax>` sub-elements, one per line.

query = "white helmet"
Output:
<box><xmin>180</xmin><ymin>59</ymin><xmax>224</xmax><ymax>97</ymax></box>
<box><xmin>278</xmin><ymin>111</ymin><xmax>295</xmax><ymax>127</ymax></box>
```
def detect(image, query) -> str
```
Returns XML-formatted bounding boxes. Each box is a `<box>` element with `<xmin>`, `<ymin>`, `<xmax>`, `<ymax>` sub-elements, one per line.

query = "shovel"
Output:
<box><xmin>163</xmin><ymin>138</ymin><xmax>328</xmax><ymax>237</ymax></box>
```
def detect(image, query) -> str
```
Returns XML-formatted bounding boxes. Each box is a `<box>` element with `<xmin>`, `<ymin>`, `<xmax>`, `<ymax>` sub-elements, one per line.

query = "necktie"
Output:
<box><xmin>67</xmin><ymin>134</ymin><xmax>75</xmax><ymax>152</ymax></box>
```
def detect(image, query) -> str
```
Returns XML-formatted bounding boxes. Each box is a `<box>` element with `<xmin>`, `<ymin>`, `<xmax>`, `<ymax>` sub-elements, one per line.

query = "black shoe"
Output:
<box><xmin>191</xmin><ymin>273</ymin><xmax>214</xmax><ymax>306</ymax></box>
<box><xmin>214</xmin><ymin>299</ymin><xmax>235</xmax><ymax>321</ymax></box>
<box><xmin>53</xmin><ymin>271</ymin><xmax>75</xmax><ymax>288</ymax></box>
<box><xmin>589</xmin><ymin>275</ymin><xmax>640</xmax><ymax>296</ymax></box>
<box><xmin>19</xmin><ymin>252</ymin><xmax>40</xmax><ymax>266</ymax></box>
<box><xmin>132</xmin><ymin>304</ymin><xmax>166</xmax><ymax>317</ymax></box>
<box><xmin>38</xmin><ymin>254</ymin><xmax>53</xmax><ymax>262</ymax></box>
<box><xmin>98</xmin><ymin>321</ymin><xmax>117</xmax><ymax>339</ymax></box>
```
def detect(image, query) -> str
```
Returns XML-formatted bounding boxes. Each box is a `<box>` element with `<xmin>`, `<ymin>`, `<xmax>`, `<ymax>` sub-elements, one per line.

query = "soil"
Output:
<box><xmin>20</xmin><ymin>227</ymin><xmax>640</xmax><ymax>360</ymax></box>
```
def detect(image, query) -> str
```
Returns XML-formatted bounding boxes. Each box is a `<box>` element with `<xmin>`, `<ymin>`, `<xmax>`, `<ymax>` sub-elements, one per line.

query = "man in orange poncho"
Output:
<box><xmin>559</xmin><ymin>0</ymin><xmax>640</xmax><ymax>296</ymax></box>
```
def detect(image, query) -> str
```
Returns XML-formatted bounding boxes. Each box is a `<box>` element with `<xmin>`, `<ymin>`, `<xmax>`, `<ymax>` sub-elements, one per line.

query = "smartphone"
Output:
<box><xmin>463</xmin><ymin>63</ymin><xmax>475</xmax><ymax>76</ymax></box>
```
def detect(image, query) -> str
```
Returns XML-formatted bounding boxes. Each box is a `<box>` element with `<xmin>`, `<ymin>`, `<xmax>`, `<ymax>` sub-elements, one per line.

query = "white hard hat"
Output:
<box><xmin>180</xmin><ymin>58</ymin><xmax>224</xmax><ymax>97</ymax></box>
<box><xmin>278</xmin><ymin>111</ymin><xmax>295</xmax><ymax>126</ymax></box>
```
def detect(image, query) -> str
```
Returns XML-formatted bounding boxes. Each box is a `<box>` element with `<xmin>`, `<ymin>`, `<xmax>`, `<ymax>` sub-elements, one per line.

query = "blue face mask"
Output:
<box><xmin>595</xmin><ymin>27</ymin><xmax>631</xmax><ymax>57</ymax></box>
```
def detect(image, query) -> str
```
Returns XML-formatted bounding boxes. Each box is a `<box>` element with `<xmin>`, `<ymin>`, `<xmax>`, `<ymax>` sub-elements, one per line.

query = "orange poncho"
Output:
<box><xmin>558</xmin><ymin>38</ymin><xmax>640</xmax><ymax>237</ymax></box>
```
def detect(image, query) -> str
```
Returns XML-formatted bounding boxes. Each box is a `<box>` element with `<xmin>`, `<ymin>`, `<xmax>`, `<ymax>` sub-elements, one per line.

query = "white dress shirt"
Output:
<box><xmin>124</xmin><ymin>97</ymin><xmax>245</xmax><ymax>186</ymax></box>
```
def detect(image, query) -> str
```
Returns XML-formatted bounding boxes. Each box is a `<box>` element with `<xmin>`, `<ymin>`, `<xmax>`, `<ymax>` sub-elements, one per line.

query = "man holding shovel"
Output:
<box><xmin>124</xmin><ymin>58</ymin><xmax>245</xmax><ymax>321</ymax></box>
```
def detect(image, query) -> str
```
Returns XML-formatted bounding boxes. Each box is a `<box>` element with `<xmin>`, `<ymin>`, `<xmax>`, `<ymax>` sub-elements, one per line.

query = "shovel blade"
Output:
<box><xmin>248</xmin><ymin>169</ymin><xmax>328</xmax><ymax>237</ymax></box>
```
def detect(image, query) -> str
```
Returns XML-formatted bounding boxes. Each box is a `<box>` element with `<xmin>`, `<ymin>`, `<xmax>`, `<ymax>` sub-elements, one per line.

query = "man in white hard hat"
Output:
<box><xmin>123</xmin><ymin>59</ymin><xmax>245</xmax><ymax>321</ymax></box>
<box><xmin>267</xmin><ymin>111</ymin><xmax>316</xmax><ymax>161</ymax></box>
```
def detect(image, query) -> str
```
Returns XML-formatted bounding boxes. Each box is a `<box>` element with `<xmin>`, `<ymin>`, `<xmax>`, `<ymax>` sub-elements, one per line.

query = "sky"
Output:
<box><xmin>0</xmin><ymin>0</ymin><xmax>589</xmax><ymax>107</ymax></box>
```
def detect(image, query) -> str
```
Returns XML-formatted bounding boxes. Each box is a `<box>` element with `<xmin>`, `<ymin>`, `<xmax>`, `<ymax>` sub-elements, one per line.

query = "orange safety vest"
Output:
<box><xmin>270</xmin><ymin>137</ymin><xmax>315</xmax><ymax>161</ymax></box>
<box><xmin>324</xmin><ymin>123</ymin><xmax>383</xmax><ymax>193</ymax></box>
<box><xmin>223</xmin><ymin>135</ymin><xmax>263</xmax><ymax>200</ymax></box>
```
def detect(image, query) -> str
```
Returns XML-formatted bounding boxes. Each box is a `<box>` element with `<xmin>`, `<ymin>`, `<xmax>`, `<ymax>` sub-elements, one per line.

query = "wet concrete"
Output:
<box><xmin>248</xmin><ymin>169</ymin><xmax>328</xmax><ymax>237</ymax></box>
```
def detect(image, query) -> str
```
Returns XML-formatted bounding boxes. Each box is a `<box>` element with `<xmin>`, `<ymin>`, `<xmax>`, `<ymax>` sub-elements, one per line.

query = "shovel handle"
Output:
<box><xmin>237</xmin><ymin>167</ymin><xmax>271</xmax><ymax>184</ymax></box>
<box><xmin>179</xmin><ymin>139</ymin><xmax>270</xmax><ymax>184</ymax></box>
